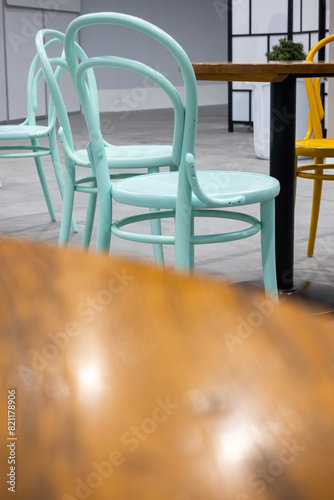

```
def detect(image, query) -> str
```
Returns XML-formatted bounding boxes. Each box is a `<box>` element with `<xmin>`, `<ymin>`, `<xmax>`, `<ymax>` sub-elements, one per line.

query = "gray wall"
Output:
<box><xmin>0</xmin><ymin>0</ymin><xmax>228</xmax><ymax>121</ymax></box>
<box><xmin>0</xmin><ymin>0</ymin><xmax>80</xmax><ymax>122</ymax></box>
<box><xmin>79</xmin><ymin>0</ymin><xmax>228</xmax><ymax>110</ymax></box>
<box><xmin>0</xmin><ymin>3</ymin><xmax>7</xmax><ymax>121</ymax></box>
<box><xmin>80</xmin><ymin>0</ymin><xmax>228</xmax><ymax>89</ymax></box>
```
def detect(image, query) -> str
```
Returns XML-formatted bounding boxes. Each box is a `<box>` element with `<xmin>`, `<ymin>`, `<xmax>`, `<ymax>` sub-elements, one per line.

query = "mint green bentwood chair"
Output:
<box><xmin>35</xmin><ymin>30</ymin><xmax>100</xmax><ymax>247</ymax></box>
<box><xmin>36</xmin><ymin>29</ymin><xmax>177</xmax><ymax>253</ymax></box>
<box><xmin>0</xmin><ymin>45</ymin><xmax>76</xmax><ymax>231</ymax></box>
<box><xmin>65</xmin><ymin>13</ymin><xmax>280</xmax><ymax>297</ymax></box>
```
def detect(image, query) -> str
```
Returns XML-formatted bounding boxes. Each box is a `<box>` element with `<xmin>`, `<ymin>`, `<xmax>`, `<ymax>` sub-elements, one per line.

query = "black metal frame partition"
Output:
<box><xmin>227</xmin><ymin>0</ymin><xmax>328</xmax><ymax>132</ymax></box>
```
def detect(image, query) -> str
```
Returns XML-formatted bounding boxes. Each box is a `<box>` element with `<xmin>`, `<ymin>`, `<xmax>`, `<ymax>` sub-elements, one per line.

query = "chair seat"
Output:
<box><xmin>75</xmin><ymin>144</ymin><xmax>175</xmax><ymax>168</ymax></box>
<box><xmin>112</xmin><ymin>171</ymin><xmax>280</xmax><ymax>209</ymax></box>
<box><xmin>296</xmin><ymin>138</ymin><xmax>334</xmax><ymax>157</ymax></box>
<box><xmin>0</xmin><ymin>125</ymin><xmax>50</xmax><ymax>139</ymax></box>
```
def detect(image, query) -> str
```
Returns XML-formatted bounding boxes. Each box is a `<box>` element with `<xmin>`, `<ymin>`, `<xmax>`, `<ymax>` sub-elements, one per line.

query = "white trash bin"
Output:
<box><xmin>249</xmin><ymin>80</ymin><xmax>309</xmax><ymax>160</ymax></box>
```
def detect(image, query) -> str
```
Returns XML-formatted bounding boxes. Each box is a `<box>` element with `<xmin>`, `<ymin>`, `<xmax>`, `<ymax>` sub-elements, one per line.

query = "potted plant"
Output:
<box><xmin>250</xmin><ymin>38</ymin><xmax>308</xmax><ymax>160</ymax></box>
<box><xmin>266</xmin><ymin>37</ymin><xmax>306</xmax><ymax>61</ymax></box>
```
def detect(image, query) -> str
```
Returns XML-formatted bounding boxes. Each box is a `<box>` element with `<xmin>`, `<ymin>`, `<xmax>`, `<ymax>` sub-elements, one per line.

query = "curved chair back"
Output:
<box><xmin>35</xmin><ymin>29</ymin><xmax>99</xmax><ymax>157</ymax></box>
<box><xmin>64</xmin><ymin>13</ymin><xmax>198</xmax><ymax>187</ymax></box>
<box><xmin>24</xmin><ymin>42</ymin><xmax>57</xmax><ymax>131</ymax></box>
<box><xmin>304</xmin><ymin>34</ymin><xmax>334</xmax><ymax>140</ymax></box>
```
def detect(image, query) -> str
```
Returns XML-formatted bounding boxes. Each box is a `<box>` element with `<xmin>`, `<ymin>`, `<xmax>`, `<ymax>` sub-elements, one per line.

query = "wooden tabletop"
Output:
<box><xmin>0</xmin><ymin>237</ymin><xmax>334</xmax><ymax>499</ymax></box>
<box><xmin>192</xmin><ymin>60</ymin><xmax>334</xmax><ymax>82</ymax></box>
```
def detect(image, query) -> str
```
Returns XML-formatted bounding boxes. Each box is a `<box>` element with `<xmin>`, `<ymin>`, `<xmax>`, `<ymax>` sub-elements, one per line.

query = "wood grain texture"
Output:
<box><xmin>192</xmin><ymin>61</ymin><xmax>334</xmax><ymax>82</ymax></box>
<box><xmin>0</xmin><ymin>237</ymin><xmax>334</xmax><ymax>499</ymax></box>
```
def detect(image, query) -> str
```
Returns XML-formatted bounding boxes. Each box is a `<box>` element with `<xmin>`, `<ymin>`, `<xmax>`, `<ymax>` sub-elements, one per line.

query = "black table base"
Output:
<box><xmin>269</xmin><ymin>76</ymin><xmax>333</xmax><ymax>312</ymax></box>
<box><xmin>280</xmin><ymin>281</ymin><xmax>334</xmax><ymax>316</ymax></box>
<box><xmin>239</xmin><ymin>280</ymin><xmax>334</xmax><ymax>316</ymax></box>
<box><xmin>270</xmin><ymin>76</ymin><xmax>296</xmax><ymax>291</ymax></box>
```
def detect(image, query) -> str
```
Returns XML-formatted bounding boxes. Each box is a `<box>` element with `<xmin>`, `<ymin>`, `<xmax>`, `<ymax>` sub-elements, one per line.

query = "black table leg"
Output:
<box><xmin>270</xmin><ymin>77</ymin><xmax>296</xmax><ymax>292</ymax></box>
<box><xmin>269</xmin><ymin>77</ymin><xmax>334</xmax><ymax>313</ymax></box>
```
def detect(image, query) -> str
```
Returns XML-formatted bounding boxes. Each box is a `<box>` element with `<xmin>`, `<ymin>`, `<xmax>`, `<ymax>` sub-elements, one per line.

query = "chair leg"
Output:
<box><xmin>147</xmin><ymin>167</ymin><xmax>164</xmax><ymax>265</ymax></box>
<box><xmin>149</xmin><ymin>208</ymin><xmax>164</xmax><ymax>265</ymax></box>
<box><xmin>95</xmin><ymin>189</ymin><xmax>112</xmax><ymax>252</ymax></box>
<box><xmin>86</xmin><ymin>143</ymin><xmax>112</xmax><ymax>253</ymax></box>
<box><xmin>31</xmin><ymin>138</ymin><xmax>56</xmax><ymax>221</ymax></box>
<box><xmin>82</xmin><ymin>166</ymin><xmax>97</xmax><ymax>249</ymax></box>
<box><xmin>49</xmin><ymin>129</ymin><xmax>77</xmax><ymax>233</ymax></box>
<box><xmin>190</xmin><ymin>214</ymin><xmax>195</xmax><ymax>271</ymax></box>
<box><xmin>174</xmin><ymin>191</ymin><xmax>192</xmax><ymax>272</ymax></box>
<box><xmin>307</xmin><ymin>159</ymin><xmax>323</xmax><ymax>257</ymax></box>
<box><xmin>59</xmin><ymin>158</ymin><xmax>76</xmax><ymax>247</ymax></box>
<box><xmin>83</xmin><ymin>190</ymin><xmax>97</xmax><ymax>250</ymax></box>
<box><xmin>260</xmin><ymin>199</ymin><xmax>278</xmax><ymax>301</ymax></box>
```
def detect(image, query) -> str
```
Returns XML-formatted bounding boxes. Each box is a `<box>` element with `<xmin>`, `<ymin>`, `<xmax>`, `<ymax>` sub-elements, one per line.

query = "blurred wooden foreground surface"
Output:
<box><xmin>0</xmin><ymin>237</ymin><xmax>334</xmax><ymax>500</ymax></box>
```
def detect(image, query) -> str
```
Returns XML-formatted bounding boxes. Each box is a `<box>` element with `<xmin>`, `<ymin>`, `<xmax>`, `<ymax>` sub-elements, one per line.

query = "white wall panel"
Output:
<box><xmin>310</xmin><ymin>32</ymin><xmax>319</xmax><ymax>49</ymax></box>
<box><xmin>268</xmin><ymin>34</ymin><xmax>284</xmax><ymax>51</ymax></box>
<box><xmin>233</xmin><ymin>36</ymin><xmax>267</xmax><ymax>62</ymax></box>
<box><xmin>251</xmin><ymin>0</ymin><xmax>288</xmax><ymax>34</ymax></box>
<box><xmin>292</xmin><ymin>33</ymin><xmax>308</xmax><ymax>55</ymax></box>
<box><xmin>302</xmin><ymin>0</ymin><xmax>319</xmax><ymax>31</ymax></box>
<box><xmin>232</xmin><ymin>0</ymin><xmax>249</xmax><ymax>35</ymax></box>
<box><xmin>293</xmin><ymin>0</ymin><xmax>301</xmax><ymax>32</ymax></box>
<box><xmin>232</xmin><ymin>91</ymin><xmax>249</xmax><ymax>121</ymax></box>
<box><xmin>230</xmin><ymin>0</ymin><xmax>328</xmax><ymax>128</ymax></box>
<box><xmin>233</xmin><ymin>82</ymin><xmax>252</xmax><ymax>90</ymax></box>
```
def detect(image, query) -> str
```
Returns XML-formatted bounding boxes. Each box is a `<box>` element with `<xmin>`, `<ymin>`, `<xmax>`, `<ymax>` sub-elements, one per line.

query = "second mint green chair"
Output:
<box><xmin>0</xmin><ymin>45</ymin><xmax>76</xmax><ymax>231</ymax></box>
<box><xmin>65</xmin><ymin>12</ymin><xmax>280</xmax><ymax>297</ymax></box>
<box><xmin>36</xmin><ymin>29</ymin><xmax>177</xmax><ymax>254</ymax></box>
<box><xmin>35</xmin><ymin>30</ymin><xmax>99</xmax><ymax>247</ymax></box>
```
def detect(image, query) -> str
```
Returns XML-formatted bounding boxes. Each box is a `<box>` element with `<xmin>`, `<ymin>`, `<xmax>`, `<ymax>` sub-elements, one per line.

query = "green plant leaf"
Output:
<box><xmin>265</xmin><ymin>37</ymin><xmax>306</xmax><ymax>61</ymax></box>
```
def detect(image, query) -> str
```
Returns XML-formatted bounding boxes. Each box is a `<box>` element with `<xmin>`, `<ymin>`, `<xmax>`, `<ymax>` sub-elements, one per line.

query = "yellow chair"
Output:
<box><xmin>295</xmin><ymin>34</ymin><xmax>334</xmax><ymax>256</ymax></box>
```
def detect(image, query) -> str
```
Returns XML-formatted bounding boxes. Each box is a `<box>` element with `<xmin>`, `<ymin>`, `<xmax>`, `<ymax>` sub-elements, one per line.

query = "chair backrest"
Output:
<box><xmin>25</xmin><ymin>42</ymin><xmax>57</xmax><ymax>129</ymax></box>
<box><xmin>35</xmin><ymin>29</ymin><xmax>99</xmax><ymax>156</ymax></box>
<box><xmin>63</xmin><ymin>13</ymin><xmax>198</xmax><ymax>186</ymax></box>
<box><xmin>304</xmin><ymin>34</ymin><xmax>334</xmax><ymax>140</ymax></box>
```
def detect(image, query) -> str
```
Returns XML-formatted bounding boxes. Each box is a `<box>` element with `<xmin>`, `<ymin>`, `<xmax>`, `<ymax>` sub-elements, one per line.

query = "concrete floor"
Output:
<box><xmin>1</xmin><ymin>105</ymin><xmax>334</xmax><ymax>304</ymax></box>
